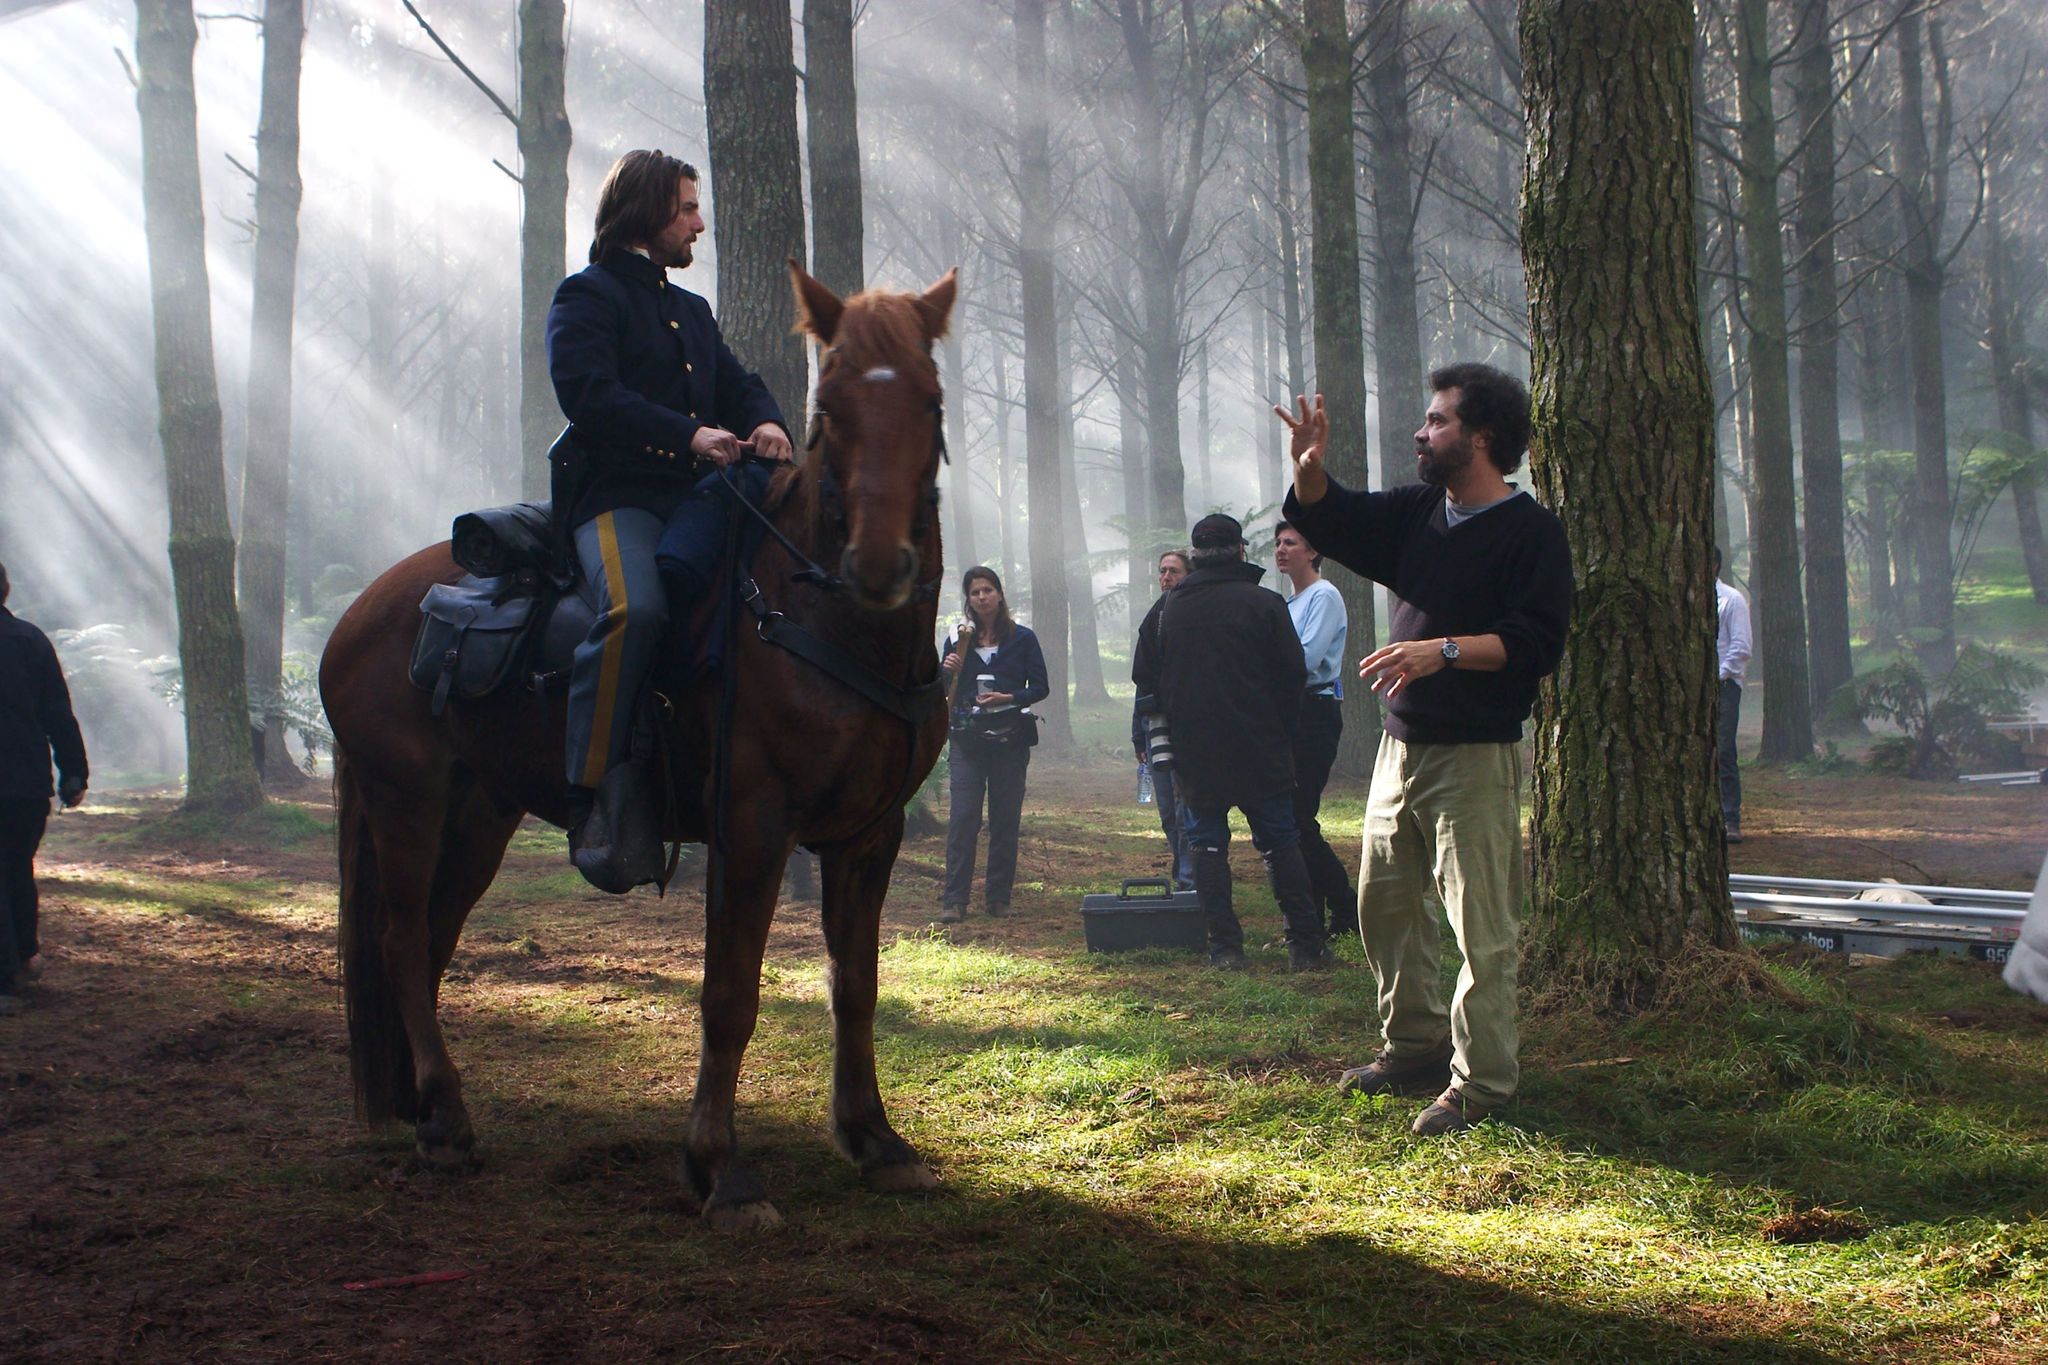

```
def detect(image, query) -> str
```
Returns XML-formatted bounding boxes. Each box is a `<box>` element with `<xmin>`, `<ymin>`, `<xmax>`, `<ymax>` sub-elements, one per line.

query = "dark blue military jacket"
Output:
<box><xmin>0</xmin><ymin>606</ymin><xmax>87</xmax><ymax>801</ymax></box>
<box><xmin>544</xmin><ymin>248</ymin><xmax>787</xmax><ymax>525</ymax></box>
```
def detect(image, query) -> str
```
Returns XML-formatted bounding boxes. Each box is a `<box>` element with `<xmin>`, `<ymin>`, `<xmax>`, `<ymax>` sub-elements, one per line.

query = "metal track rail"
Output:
<box><xmin>1729</xmin><ymin>873</ymin><xmax>2027</xmax><ymax>933</ymax></box>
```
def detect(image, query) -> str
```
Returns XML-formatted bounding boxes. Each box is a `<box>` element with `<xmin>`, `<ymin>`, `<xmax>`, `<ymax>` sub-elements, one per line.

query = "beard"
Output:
<box><xmin>1416</xmin><ymin>435</ymin><xmax>1474</xmax><ymax>487</ymax></box>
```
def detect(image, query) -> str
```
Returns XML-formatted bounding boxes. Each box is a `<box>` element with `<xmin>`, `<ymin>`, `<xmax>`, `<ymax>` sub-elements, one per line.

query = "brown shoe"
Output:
<box><xmin>984</xmin><ymin>903</ymin><xmax>1008</xmax><ymax>918</ymax></box>
<box><xmin>1411</xmin><ymin>1085</ymin><xmax>1494</xmax><ymax>1136</ymax></box>
<box><xmin>938</xmin><ymin>905</ymin><xmax>965</xmax><ymax>924</ymax></box>
<box><xmin>1337</xmin><ymin>1040</ymin><xmax>1454</xmax><ymax>1097</ymax></box>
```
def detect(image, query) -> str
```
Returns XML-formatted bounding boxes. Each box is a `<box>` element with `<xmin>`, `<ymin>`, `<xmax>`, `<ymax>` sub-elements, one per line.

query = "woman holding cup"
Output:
<box><xmin>938</xmin><ymin>566</ymin><xmax>1048</xmax><ymax>922</ymax></box>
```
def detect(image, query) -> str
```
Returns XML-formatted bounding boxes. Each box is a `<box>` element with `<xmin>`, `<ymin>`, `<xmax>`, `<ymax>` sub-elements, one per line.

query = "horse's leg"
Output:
<box><xmin>820</xmin><ymin>811</ymin><xmax>937</xmax><ymax>1192</ymax></box>
<box><xmin>409</xmin><ymin>769</ymin><xmax>524</xmax><ymax>1161</ymax></box>
<box><xmin>358</xmin><ymin>766</ymin><xmax>490</xmax><ymax>1169</ymax></box>
<box><xmin>681</xmin><ymin>814</ymin><xmax>792</xmax><ymax>1232</ymax></box>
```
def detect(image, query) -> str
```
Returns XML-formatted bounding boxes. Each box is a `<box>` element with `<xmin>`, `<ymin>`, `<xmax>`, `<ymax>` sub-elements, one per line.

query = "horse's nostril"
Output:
<box><xmin>897</xmin><ymin>546</ymin><xmax>917</xmax><ymax>582</ymax></box>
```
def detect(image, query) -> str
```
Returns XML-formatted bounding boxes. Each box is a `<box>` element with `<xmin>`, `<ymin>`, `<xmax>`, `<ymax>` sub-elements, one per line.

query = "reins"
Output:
<box><xmin>702</xmin><ymin>399</ymin><xmax>949</xmax><ymax>920</ymax></box>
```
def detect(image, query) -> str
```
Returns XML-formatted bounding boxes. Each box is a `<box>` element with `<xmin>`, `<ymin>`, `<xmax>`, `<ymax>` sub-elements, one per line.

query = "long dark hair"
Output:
<box><xmin>589</xmin><ymin>150</ymin><xmax>696</xmax><ymax>263</ymax></box>
<box><xmin>960</xmin><ymin>566</ymin><xmax>1016</xmax><ymax>646</ymax></box>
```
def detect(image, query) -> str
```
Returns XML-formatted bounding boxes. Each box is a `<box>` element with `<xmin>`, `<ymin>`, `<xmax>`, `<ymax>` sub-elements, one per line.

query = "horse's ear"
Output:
<box><xmin>915</xmin><ymin>267</ymin><xmax>959</xmax><ymax>344</ymax></box>
<box><xmin>789</xmin><ymin>259</ymin><xmax>843</xmax><ymax>345</ymax></box>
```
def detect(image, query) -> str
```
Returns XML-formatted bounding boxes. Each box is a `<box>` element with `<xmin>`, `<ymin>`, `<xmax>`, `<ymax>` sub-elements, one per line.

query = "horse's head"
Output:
<box><xmin>790</xmin><ymin>262</ymin><xmax>959</xmax><ymax>611</ymax></box>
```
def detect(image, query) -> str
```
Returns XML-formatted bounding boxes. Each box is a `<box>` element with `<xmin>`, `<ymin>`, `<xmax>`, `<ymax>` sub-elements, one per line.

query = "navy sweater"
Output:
<box><xmin>1283</xmin><ymin>478</ymin><xmax>1572</xmax><ymax>744</ymax></box>
<box><xmin>0</xmin><ymin>607</ymin><xmax>87</xmax><ymax>800</ymax></box>
<box><xmin>947</xmin><ymin>625</ymin><xmax>1049</xmax><ymax>727</ymax></box>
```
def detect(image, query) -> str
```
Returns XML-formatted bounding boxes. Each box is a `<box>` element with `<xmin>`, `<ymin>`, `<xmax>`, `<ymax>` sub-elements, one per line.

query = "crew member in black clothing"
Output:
<box><xmin>1279</xmin><ymin>365</ymin><xmax>1571</xmax><ymax>1136</ymax></box>
<box><xmin>0</xmin><ymin>563</ymin><xmax>88</xmax><ymax>1013</ymax></box>
<box><xmin>1133</xmin><ymin>515</ymin><xmax>1332</xmax><ymax>972</ymax></box>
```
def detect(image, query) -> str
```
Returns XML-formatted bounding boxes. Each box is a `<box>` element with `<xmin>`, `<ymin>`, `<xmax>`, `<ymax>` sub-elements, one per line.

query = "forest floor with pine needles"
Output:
<box><xmin>3</xmin><ymin>749</ymin><xmax>2047</xmax><ymax>1362</ymax></box>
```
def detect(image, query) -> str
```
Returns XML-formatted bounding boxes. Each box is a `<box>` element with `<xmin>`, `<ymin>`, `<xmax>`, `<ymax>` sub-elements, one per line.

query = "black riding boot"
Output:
<box><xmin>1192</xmin><ymin>847</ymin><xmax>1244</xmax><ymax>970</ymax></box>
<box><xmin>570</xmin><ymin>753</ymin><xmax>665</xmax><ymax>894</ymax></box>
<box><xmin>1266</xmin><ymin>843</ymin><xmax>1333</xmax><ymax>970</ymax></box>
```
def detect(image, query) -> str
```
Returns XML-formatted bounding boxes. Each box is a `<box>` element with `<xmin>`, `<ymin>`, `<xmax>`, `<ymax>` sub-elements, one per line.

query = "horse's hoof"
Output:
<box><xmin>864</xmin><ymin>1159</ymin><xmax>939</xmax><ymax>1193</ymax></box>
<box><xmin>704</xmin><ymin>1198</ymin><xmax>784</xmax><ymax>1234</ymax></box>
<box><xmin>414</xmin><ymin>1141</ymin><xmax>477</xmax><ymax>1172</ymax></box>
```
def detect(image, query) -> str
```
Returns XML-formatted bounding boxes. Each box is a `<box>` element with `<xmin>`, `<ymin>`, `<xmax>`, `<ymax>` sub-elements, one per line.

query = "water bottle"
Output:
<box><xmin>1136</xmin><ymin>760</ymin><xmax>1154</xmax><ymax>805</ymax></box>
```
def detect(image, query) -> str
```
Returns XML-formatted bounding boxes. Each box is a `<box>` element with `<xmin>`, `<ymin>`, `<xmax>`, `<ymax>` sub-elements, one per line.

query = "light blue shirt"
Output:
<box><xmin>1287</xmin><ymin>576</ymin><xmax>1348</xmax><ymax>698</ymax></box>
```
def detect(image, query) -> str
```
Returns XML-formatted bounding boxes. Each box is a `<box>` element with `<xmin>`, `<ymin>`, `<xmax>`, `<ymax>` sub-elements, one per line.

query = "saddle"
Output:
<box><xmin>407</xmin><ymin>499</ymin><xmax>599</xmax><ymax>715</ymax></box>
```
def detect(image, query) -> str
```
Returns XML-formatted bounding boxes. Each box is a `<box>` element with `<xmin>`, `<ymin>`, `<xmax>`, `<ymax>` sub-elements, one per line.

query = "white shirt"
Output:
<box><xmin>1286</xmin><ymin>577</ymin><xmax>1348</xmax><ymax>697</ymax></box>
<box><xmin>1716</xmin><ymin>579</ymin><xmax>1751</xmax><ymax>683</ymax></box>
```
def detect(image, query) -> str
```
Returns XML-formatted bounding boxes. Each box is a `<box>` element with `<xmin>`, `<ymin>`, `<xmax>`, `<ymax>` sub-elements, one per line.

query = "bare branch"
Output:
<box><xmin>400</xmin><ymin>0</ymin><xmax>519</xmax><ymax>130</ymax></box>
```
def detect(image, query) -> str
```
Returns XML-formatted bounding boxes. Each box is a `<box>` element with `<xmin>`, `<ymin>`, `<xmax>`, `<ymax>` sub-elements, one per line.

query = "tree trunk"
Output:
<box><xmin>1259</xmin><ymin>281</ymin><xmax>1285</xmax><ymax>511</ymax></box>
<box><xmin>1059</xmin><ymin>310</ymin><xmax>1108</xmax><ymax>703</ymax></box>
<box><xmin>1016</xmin><ymin>0</ymin><xmax>1070</xmax><ymax>748</ymax></box>
<box><xmin>1519</xmin><ymin>0</ymin><xmax>1737</xmax><ymax>990</ymax></box>
<box><xmin>1984</xmin><ymin>132</ymin><xmax>2048</xmax><ymax>605</ymax></box>
<box><xmin>1893</xmin><ymin>10</ymin><xmax>1954</xmax><ymax>667</ymax></box>
<box><xmin>706</xmin><ymin>0</ymin><xmax>809</xmax><ymax>425</ymax></box>
<box><xmin>1301</xmin><ymin>0</ymin><xmax>1379</xmax><ymax>770</ymax></box>
<box><xmin>1195</xmin><ymin>338</ymin><xmax>1213</xmax><ymax>512</ymax></box>
<box><xmin>136</xmin><ymin>0</ymin><xmax>263</xmax><ymax>813</ymax></box>
<box><xmin>517</xmin><ymin>0</ymin><xmax>571</xmax><ymax>497</ymax></box>
<box><xmin>236</xmin><ymin>0</ymin><xmax>304</xmax><ymax>787</ymax></box>
<box><xmin>1120</xmin><ymin>345</ymin><xmax>1149</xmax><ymax>635</ymax></box>
<box><xmin>1855</xmin><ymin>278</ymin><xmax>1897</xmax><ymax>628</ymax></box>
<box><xmin>940</xmin><ymin>320</ymin><xmax>976</xmax><ymax>572</ymax></box>
<box><xmin>803</xmin><ymin>0</ymin><xmax>862</xmax><ymax>298</ymax></box>
<box><xmin>1791</xmin><ymin>0</ymin><xmax>1852</xmax><ymax>718</ymax></box>
<box><xmin>1734</xmin><ymin>0</ymin><xmax>1812</xmax><ymax>761</ymax></box>
<box><xmin>1117</xmin><ymin>0</ymin><xmax>1189</xmax><ymax>534</ymax></box>
<box><xmin>993</xmin><ymin>345</ymin><xmax>1017</xmax><ymax>588</ymax></box>
<box><xmin>1272</xmin><ymin>83</ymin><xmax>1308</xmax><ymax>411</ymax></box>
<box><xmin>1366</xmin><ymin>0</ymin><xmax>1425</xmax><ymax>494</ymax></box>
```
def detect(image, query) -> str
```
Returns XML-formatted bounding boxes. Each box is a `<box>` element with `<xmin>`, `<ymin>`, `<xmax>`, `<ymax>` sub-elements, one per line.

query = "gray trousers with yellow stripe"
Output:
<box><xmin>567</xmin><ymin>508</ymin><xmax>670</xmax><ymax>790</ymax></box>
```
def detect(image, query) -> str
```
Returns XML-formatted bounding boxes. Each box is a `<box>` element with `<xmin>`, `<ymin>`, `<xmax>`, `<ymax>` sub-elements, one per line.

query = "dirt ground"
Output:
<box><xmin>2</xmin><ymin>757</ymin><xmax>2043</xmax><ymax>1361</ymax></box>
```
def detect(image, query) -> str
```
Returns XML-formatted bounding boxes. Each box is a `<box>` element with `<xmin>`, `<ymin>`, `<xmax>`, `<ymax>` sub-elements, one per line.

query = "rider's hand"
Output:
<box><xmin>1273</xmin><ymin>393</ymin><xmax>1330</xmax><ymax>505</ymax></box>
<box><xmin>690</xmin><ymin>424</ymin><xmax>744</xmax><ymax>468</ymax></box>
<box><xmin>749</xmin><ymin>423</ymin><xmax>795</xmax><ymax>463</ymax></box>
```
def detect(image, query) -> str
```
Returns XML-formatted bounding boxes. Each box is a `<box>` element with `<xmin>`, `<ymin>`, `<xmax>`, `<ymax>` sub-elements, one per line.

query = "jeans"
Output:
<box><xmin>1152</xmin><ymin>763</ymin><xmax>1195</xmax><ymax>890</ymax></box>
<box><xmin>1181</xmin><ymin>789</ymin><xmax>1300</xmax><ymax>856</ymax></box>
<box><xmin>0</xmin><ymin>797</ymin><xmax>49</xmax><ymax>990</ymax></box>
<box><xmin>944</xmin><ymin>737</ymin><xmax>1030</xmax><ymax>909</ymax></box>
<box><xmin>1717</xmin><ymin>679</ymin><xmax>1743</xmax><ymax>832</ymax></box>
<box><xmin>1291</xmin><ymin>693</ymin><xmax>1354</xmax><ymax>918</ymax></box>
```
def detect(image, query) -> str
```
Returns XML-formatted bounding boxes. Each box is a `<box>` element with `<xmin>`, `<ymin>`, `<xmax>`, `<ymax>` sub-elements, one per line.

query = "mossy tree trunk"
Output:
<box><xmin>706</xmin><ymin>0</ymin><xmax>809</xmax><ymax>425</ymax></box>
<box><xmin>1299</xmin><ymin>0</ymin><xmax>1378</xmax><ymax>771</ymax></box>
<box><xmin>235</xmin><ymin>0</ymin><xmax>305</xmax><ymax>787</ymax></box>
<box><xmin>1733</xmin><ymin>0</ymin><xmax>1812</xmax><ymax>761</ymax></box>
<box><xmin>1519</xmin><ymin>0</ymin><xmax>1737</xmax><ymax>992</ymax></box>
<box><xmin>136</xmin><ymin>0</ymin><xmax>263</xmax><ymax>814</ymax></box>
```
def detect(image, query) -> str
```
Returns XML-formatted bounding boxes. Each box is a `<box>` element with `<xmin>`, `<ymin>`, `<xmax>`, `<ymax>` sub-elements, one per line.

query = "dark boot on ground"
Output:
<box><xmin>1327</xmin><ymin>894</ymin><xmax>1359</xmax><ymax>940</ymax></box>
<box><xmin>1266</xmin><ymin>844</ymin><xmax>1332</xmax><ymax>970</ymax></box>
<box><xmin>1338</xmin><ymin>1039</ymin><xmax>1455</xmax><ymax>1097</ymax></box>
<box><xmin>1412</xmin><ymin>1085</ymin><xmax>1495</xmax><ymax>1136</ymax></box>
<box><xmin>570</xmin><ymin>757</ymin><xmax>665</xmax><ymax>894</ymax></box>
<box><xmin>1192</xmin><ymin>847</ymin><xmax>1244</xmax><ymax>969</ymax></box>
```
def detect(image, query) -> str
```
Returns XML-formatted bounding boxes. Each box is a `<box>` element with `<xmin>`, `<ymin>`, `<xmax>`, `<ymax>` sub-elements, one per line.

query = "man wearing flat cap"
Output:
<box><xmin>1132</xmin><ymin>513</ymin><xmax>1331</xmax><ymax>971</ymax></box>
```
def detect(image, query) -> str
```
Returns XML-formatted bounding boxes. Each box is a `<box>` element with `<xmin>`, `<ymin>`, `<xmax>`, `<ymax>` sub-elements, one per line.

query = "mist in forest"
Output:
<box><xmin>6</xmin><ymin>0</ymin><xmax>2048</xmax><ymax>787</ymax></box>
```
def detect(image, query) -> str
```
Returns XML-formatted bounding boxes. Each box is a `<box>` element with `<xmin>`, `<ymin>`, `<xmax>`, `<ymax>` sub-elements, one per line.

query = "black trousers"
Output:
<box><xmin>0</xmin><ymin>797</ymin><xmax>50</xmax><ymax>989</ymax></box>
<box><xmin>1291</xmin><ymin>693</ymin><xmax>1354</xmax><ymax>919</ymax></box>
<box><xmin>1718</xmin><ymin>679</ymin><xmax>1743</xmax><ymax>832</ymax></box>
<box><xmin>944</xmin><ymin>737</ymin><xmax>1030</xmax><ymax>910</ymax></box>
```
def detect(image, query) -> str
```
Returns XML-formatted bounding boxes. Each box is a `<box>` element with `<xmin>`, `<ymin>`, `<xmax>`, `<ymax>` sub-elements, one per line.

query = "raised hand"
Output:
<box><xmin>1272</xmin><ymin>392</ymin><xmax>1329</xmax><ymax>503</ymax></box>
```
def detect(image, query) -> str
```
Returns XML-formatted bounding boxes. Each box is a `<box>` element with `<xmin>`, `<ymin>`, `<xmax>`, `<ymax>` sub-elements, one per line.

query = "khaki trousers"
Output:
<box><xmin>1359</xmin><ymin>733</ymin><xmax>1525</xmax><ymax>1107</ymax></box>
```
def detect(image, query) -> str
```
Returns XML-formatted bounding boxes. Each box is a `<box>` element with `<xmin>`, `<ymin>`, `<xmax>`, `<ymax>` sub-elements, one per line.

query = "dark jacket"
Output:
<box><xmin>948</xmin><ymin>624</ymin><xmax>1050</xmax><ymax>728</ymax></box>
<box><xmin>1130</xmin><ymin>591</ymin><xmax>1170</xmax><ymax>754</ymax></box>
<box><xmin>544</xmin><ymin>248</ymin><xmax>786</xmax><ymax>525</ymax></box>
<box><xmin>1284</xmin><ymin>478</ymin><xmax>1572</xmax><ymax>744</ymax></box>
<box><xmin>1132</xmin><ymin>560</ymin><xmax>1305</xmax><ymax>808</ymax></box>
<box><xmin>0</xmin><ymin>606</ymin><xmax>87</xmax><ymax>801</ymax></box>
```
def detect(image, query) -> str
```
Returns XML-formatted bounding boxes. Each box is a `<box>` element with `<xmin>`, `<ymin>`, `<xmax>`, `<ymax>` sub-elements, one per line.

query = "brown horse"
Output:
<box><xmin>319</xmin><ymin>265</ymin><xmax>956</xmax><ymax>1231</ymax></box>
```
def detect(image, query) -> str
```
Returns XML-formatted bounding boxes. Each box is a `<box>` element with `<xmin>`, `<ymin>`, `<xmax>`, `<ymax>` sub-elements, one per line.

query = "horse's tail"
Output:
<box><xmin>334</xmin><ymin>744</ymin><xmax>418</xmax><ymax>1125</ymax></box>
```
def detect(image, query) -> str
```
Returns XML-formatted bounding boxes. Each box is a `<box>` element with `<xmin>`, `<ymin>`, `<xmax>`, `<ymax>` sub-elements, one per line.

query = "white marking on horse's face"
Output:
<box><xmin>862</xmin><ymin>366</ymin><xmax>898</xmax><ymax>383</ymax></box>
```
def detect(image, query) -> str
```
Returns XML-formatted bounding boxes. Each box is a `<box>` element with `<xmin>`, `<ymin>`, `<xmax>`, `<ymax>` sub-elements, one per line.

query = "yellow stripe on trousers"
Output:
<box><xmin>579</xmin><ymin>511</ymin><xmax>632</xmax><ymax>788</ymax></box>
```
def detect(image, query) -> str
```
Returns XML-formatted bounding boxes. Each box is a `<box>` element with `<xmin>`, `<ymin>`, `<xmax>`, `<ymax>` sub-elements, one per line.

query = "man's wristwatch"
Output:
<box><xmin>1440</xmin><ymin>637</ymin><xmax>1461</xmax><ymax>666</ymax></box>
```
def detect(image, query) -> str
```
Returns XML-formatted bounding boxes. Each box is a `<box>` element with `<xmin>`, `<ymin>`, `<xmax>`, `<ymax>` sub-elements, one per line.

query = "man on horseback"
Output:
<box><xmin>546</xmin><ymin>149</ymin><xmax>792</xmax><ymax>891</ymax></box>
